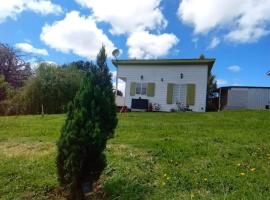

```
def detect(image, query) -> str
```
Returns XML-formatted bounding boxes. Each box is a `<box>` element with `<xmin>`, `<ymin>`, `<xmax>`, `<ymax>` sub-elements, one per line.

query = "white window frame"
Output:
<box><xmin>135</xmin><ymin>82</ymin><xmax>147</xmax><ymax>95</ymax></box>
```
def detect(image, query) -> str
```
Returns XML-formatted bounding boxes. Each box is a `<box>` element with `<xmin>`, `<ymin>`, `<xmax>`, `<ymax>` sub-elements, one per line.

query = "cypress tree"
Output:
<box><xmin>56</xmin><ymin>46</ymin><xmax>117</xmax><ymax>199</ymax></box>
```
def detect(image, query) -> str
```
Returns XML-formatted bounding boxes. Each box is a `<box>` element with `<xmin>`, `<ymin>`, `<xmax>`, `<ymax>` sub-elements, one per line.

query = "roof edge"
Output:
<box><xmin>112</xmin><ymin>58</ymin><xmax>215</xmax><ymax>69</ymax></box>
<box><xmin>218</xmin><ymin>86</ymin><xmax>270</xmax><ymax>89</ymax></box>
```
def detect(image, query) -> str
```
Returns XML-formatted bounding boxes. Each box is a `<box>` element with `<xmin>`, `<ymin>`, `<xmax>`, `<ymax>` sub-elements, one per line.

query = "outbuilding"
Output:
<box><xmin>217</xmin><ymin>86</ymin><xmax>270</xmax><ymax>110</ymax></box>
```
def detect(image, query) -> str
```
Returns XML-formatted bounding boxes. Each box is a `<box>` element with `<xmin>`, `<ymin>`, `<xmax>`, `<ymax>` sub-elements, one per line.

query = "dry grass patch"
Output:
<box><xmin>0</xmin><ymin>140</ymin><xmax>55</xmax><ymax>157</ymax></box>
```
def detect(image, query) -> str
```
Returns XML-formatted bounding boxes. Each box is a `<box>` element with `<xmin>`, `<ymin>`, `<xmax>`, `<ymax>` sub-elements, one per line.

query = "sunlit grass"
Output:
<box><xmin>0</xmin><ymin>110</ymin><xmax>270</xmax><ymax>199</ymax></box>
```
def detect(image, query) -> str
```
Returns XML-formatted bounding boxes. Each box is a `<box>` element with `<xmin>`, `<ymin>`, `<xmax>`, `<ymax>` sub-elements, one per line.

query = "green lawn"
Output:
<box><xmin>0</xmin><ymin>111</ymin><xmax>270</xmax><ymax>199</ymax></box>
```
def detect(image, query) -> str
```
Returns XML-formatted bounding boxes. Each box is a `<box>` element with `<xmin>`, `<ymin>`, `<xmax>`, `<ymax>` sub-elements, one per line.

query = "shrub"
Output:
<box><xmin>56</xmin><ymin>46</ymin><xmax>117</xmax><ymax>199</ymax></box>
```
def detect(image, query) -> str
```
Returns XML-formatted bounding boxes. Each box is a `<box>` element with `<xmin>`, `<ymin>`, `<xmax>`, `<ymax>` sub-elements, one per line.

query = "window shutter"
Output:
<box><xmin>186</xmin><ymin>84</ymin><xmax>196</xmax><ymax>105</ymax></box>
<box><xmin>130</xmin><ymin>82</ymin><xmax>136</xmax><ymax>96</ymax></box>
<box><xmin>147</xmin><ymin>83</ymin><xmax>155</xmax><ymax>97</ymax></box>
<box><xmin>167</xmin><ymin>83</ymin><xmax>173</xmax><ymax>104</ymax></box>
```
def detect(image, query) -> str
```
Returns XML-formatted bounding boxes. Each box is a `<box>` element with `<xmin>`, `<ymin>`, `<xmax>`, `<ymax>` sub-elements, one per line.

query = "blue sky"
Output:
<box><xmin>0</xmin><ymin>0</ymin><xmax>270</xmax><ymax>87</ymax></box>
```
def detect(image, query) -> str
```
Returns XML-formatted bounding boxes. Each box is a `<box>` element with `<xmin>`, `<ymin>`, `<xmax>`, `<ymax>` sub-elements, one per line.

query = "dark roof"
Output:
<box><xmin>219</xmin><ymin>86</ymin><xmax>270</xmax><ymax>90</ymax></box>
<box><xmin>112</xmin><ymin>58</ymin><xmax>215</xmax><ymax>69</ymax></box>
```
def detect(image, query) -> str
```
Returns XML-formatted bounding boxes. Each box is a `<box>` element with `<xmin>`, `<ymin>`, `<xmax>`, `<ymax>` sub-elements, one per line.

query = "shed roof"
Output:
<box><xmin>219</xmin><ymin>86</ymin><xmax>270</xmax><ymax>90</ymax></box>
<box><xmin>112</xmin><ymin>58</ymin><xmax>215</xmax><ymax>70</ymax></box>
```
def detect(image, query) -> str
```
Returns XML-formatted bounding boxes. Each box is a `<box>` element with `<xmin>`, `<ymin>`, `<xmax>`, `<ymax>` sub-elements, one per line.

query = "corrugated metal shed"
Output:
<box><xmin>220</xmin><ymin>86</ymin><xmax>270</xmax><ymax>110</ymax></box>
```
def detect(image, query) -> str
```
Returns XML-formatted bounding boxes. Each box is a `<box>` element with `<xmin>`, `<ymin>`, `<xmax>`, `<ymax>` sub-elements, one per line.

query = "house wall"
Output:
<box><xmin>226</xmin><ymin>88</ymin><xmax>270</xmax><ymax>109</ymax></box>
<box><xmin>118</xmin><ymin>64</ymin><xmax>209</xmax><ymax>112</ymax></box>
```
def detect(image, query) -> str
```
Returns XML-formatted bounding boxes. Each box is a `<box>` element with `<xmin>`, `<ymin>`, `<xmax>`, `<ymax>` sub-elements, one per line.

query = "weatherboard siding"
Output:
<box><xmin>118</xmin><ymin>64</ymin><xmax>208</xmax><ymax>112</ymax></box>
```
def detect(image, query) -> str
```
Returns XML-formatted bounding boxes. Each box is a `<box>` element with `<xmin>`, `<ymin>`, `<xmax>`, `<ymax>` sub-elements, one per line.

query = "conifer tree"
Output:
<box><xmin>56</xmin><ymin>46</ymin><xmax>117</xmax><ymax>199</ymax></box>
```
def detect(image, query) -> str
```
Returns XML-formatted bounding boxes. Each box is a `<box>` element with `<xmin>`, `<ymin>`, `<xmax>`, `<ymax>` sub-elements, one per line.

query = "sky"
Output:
<box><xmin>0</xmin><ymin>0</ymin><xmax>270</xmax><ymax>89</ymax></box>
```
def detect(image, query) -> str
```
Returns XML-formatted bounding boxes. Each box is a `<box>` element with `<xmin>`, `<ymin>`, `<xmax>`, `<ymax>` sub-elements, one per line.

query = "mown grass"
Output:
<box><xmin>0</xmin><ymin>110</ymin><xmax>270</xmax><ymax>199</ymax></box>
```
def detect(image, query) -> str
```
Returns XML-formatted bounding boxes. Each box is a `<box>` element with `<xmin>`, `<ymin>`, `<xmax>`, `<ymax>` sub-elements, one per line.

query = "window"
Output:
<box><xmin>173</xmin><ymin>84</ymin><xmax>187</xmax><ymax>104</ymax></box>
<box><xmin>141</xmin><ymin>83</ymin><xmax>147</xmax><ymax>95</ymax></box>
<box><xmin>136</xmin><ymin>83</ymin><xmax>141</xmax><ymax>94</ymax></box>
<box><xmin>135</xmin><ymin>83</ymin><xmax>147</xmax><ymax>95</ymax></box>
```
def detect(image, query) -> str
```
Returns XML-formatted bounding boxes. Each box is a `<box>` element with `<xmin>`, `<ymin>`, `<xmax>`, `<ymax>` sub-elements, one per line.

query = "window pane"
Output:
<box><xmin>136</xmin><ymin>83</ymin><xmax>141</xmax><ymax>94</ymax></box>
<box><xmin>141</xmin><ymin>83</ymin><xmax>147</xmax><ymax>95</ymax></box>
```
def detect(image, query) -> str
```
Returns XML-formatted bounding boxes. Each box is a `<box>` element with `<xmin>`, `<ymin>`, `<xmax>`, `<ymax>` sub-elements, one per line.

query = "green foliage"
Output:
<box><xmin>56</xmin><ymin>46</ymin><xmax>117</xmax><ymax>199</ymax></box>
<box><xmin>206</xmin><ymin>71</ymin><xmax>218</xmax><ymax>111</ymax></box>
<box><xmin>3</xmin><ymin>63</ymin><xmax>83</xmax><ymax>115</ymax></box>
<box><xmin>25</xmin><ymin>63</ymin><xmax>83</xmax><ymax>114</ymax></box>
<box><xmin>0</xmin><ymin>75</ymin><xmax>14</xmax><ymax>114</ymax></box>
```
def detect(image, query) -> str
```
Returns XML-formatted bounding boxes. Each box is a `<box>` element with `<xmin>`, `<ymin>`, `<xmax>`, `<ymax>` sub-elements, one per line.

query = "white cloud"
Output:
<box><xmin>178</xmin><ymin>0</ymin><xmax>270</xmax><ymax>43</ymax></box>
<box><xmin>228</xmin><ymin>65</ymin><xmax>241</xmax><ymax>72</ymax></box>
<box><xmin>26</xmin><ymin>0</ymin><xmax>62</xmax><ymax>15</ymax></box>
<box><xmin>0</xmin><ymin>0</ymin><xmax>62</xmax><ymax>23</ymax></box>
<box><xmin>27</xmin><ymin>58</ymin><xmax>39</xmax><ymax>69</ymax></box>
<box><xmin>207</xmin><ymin>37</ymin><xmax>220</xmax><ymax>49</ymax></box>
<box><xmin>111</xmin><ymin>71</ymin><xmax>125</xmax><ymax>95</ymax></box>
<box><xmin>217</xmin><ymin>79</ymin><xmax>228</xmax><ymax>86</ymax></box>
<box><xmin>16</xmin><ymin>43</ymin><xmax>48</xmax><ymax>56</ymax></box>
<box><xmin>192</xmin><ymin>37</ymin><xmax>199</xmax><ymax>48</ymax></box>
<box><xmin>127</xmin><ymin>31</ymin><xmax>179</xmax><ymax>59</ymax></box>
<box><xmin>75</xmin><ymin>0</ymin><xmax>167</xmax><ymax>35</ymax></box>
<box><xmin>27</xmin><ymin>58</ymin><xmax>57</xmax><ymax>70</ymax></box>
<box><xmin>40</xmin><ymin>11</ymin><xmax>116</xmax><ymax>59</ymax></box>
<box><xmin>232</xmin><ymin>83</ymin><xmax>242</xmax><ymax>86</ymax></box>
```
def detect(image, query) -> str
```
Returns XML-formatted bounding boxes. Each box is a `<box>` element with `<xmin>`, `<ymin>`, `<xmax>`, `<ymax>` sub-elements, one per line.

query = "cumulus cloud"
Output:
<box><xmin>75</xmin><ymin>0</ymin><xmax>167</xmax><ymax>35</ymax></box>
<box><xmin>127</xmin><ymin>31</ymin><xmax>179</xmax><ymax>59</ymax></box>
<box><xmin>217</xmin><ymin>79</ymin><xmax>228</xmax><ymax>86</ymax></box>
<box><xmin>178</xmin><ymin>0</ymin><xmax>270</xmax><ymax>43</ymax></box>
<box><xmin>111</xmin><ymin>71</ymin><xmax>126</xmax><ymax>95</ymax></box>
<box><xmin>16</xmin><ymin>43</ymin><xmax>48</xmax><ymax>56</ymax></box>
<box><xmin>74</xmin><ymin>0</ymin><xmax>178</xmax><ymax>59</ymax></box>
<box><xmin>207</xmin><ymin>37</ymin><xmax>220</xmax><ymax>49</ymax></box>
<box><xmin>27</xmin><ymin>58</ymin><xmax>57</xmax><ymax>70</ymax></box>
<box><xmin>40</xmin><ymin>11</ymin><xmax>116</xmax><ymax>59</ymax></box>
<box><xmin>228</xmin><ymin>65</ymin><xmax>241</xmax><ymax>72</ymax></box>
<box><xmin>0</xmin><ymin>0</ymin><xmax>62</xmax><ymax>23</ymax></box>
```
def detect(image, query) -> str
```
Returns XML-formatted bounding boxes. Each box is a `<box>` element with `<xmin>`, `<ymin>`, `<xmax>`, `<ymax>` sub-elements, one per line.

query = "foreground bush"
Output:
<box><xmin>56</xmin><ymin>46</ymin><xmax>117</xmax><ymax>199</ymax></box>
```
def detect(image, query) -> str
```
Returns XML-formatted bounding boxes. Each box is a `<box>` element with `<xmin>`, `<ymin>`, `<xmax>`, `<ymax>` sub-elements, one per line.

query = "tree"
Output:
<box><xmin>0</xmin><ymin>75</ymin><xmax>11</xmax><ymax>101</ymax></box>
<box><xmin>208</xmin><ymin>72</ymin><xmax>217</xmax><ymax>95</ymax></box>
<box><xmin>56</xmin><ymin>46</ymin><xmax>117</xmax><ymax>199</ymax></box>
<box><xmin>5</xmin><ymin>62</ymin><xmax>83</xmax><ymax>115</ymax></box>
<box><xmin>0</xmin><ymin>75</ymin><xmax>14</xmax><ymax>114</ymax></box>
<box><xmin>0</xmin><ymin>43</ymin><xmax>32</xmax><ymax>88</ymax></box>
<box><xmin>64</xmin><ymin>60</ymin><xmax>93</xmax><ymax>72</ymax></box>
<box><xmin>206</xmin><ymin>71</ymin><xmax>218</xmax><ymax>111</ymax></box>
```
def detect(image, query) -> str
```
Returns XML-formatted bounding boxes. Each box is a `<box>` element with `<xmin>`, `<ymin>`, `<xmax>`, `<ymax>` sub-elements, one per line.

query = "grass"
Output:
<box><xmin>0</xmin><ymin>110</ymin><xmax>270</xmax><ymax>199</ymax></box>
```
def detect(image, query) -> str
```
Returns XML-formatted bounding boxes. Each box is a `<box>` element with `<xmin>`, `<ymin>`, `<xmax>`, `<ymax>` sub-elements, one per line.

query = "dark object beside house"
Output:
<box><xmin>131</xmin><ymin>99</ymin><xmax>149</xmax><ymax>110</ymax></box>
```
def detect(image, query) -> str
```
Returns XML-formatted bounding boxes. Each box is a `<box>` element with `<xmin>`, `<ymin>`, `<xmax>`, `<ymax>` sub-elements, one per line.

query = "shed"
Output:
<box><xmin>217</xmin><ymin>86</ymin><xmax>270</xmax><ymax>110</ymax></box>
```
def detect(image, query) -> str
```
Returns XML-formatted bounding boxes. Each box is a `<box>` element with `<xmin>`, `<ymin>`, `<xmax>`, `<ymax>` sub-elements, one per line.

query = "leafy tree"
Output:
<box><xmin>206</xmin><ymin>71</ymin><xmax>218</xmax><ymax>111</ymax></box>
<box><xmin>7</xmin><ymin>63</ymin><xmax>83</xmax><ymax>115</ymax></box>
<box><xmin>0</xmin><ymin>75</ymin><xmax>11</xmax><ymax>101</ymax></box>
<box><xmin>63</xmin><ymin>60</ymin><xmax>93</xmax><ymax>72</ymax></box>
<box><xmin>0</xmin><ymin>75</ymin><xmax>14</xmax><ymax>114</ymax></box>
<box><xmin>208</xmin><ymin>72</ymin><xmax>217</xmax><ymax>94</ymax></box>
<box><xmin>56</xmin><ymin>46</ymin><xmax>117</xmax><ymax>199</ymax></box>
<box><xmin>0</xmin><ymin>43</ymin><xmax>32</xmax><ymax>88</ymax></box>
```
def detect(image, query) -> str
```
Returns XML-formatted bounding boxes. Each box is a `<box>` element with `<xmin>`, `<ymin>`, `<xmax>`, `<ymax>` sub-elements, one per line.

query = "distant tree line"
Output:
<box><xmin>0</xmin><ymin>42</ymin><xmax>102</xmax><ymax>115</ymax></box>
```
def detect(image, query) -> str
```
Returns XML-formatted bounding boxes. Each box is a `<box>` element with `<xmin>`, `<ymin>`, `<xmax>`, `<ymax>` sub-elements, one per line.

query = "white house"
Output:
<box><xmin>113</xmin><ymin>58</ymin><xmax>215</xmax><ymax>112</ymax></box>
